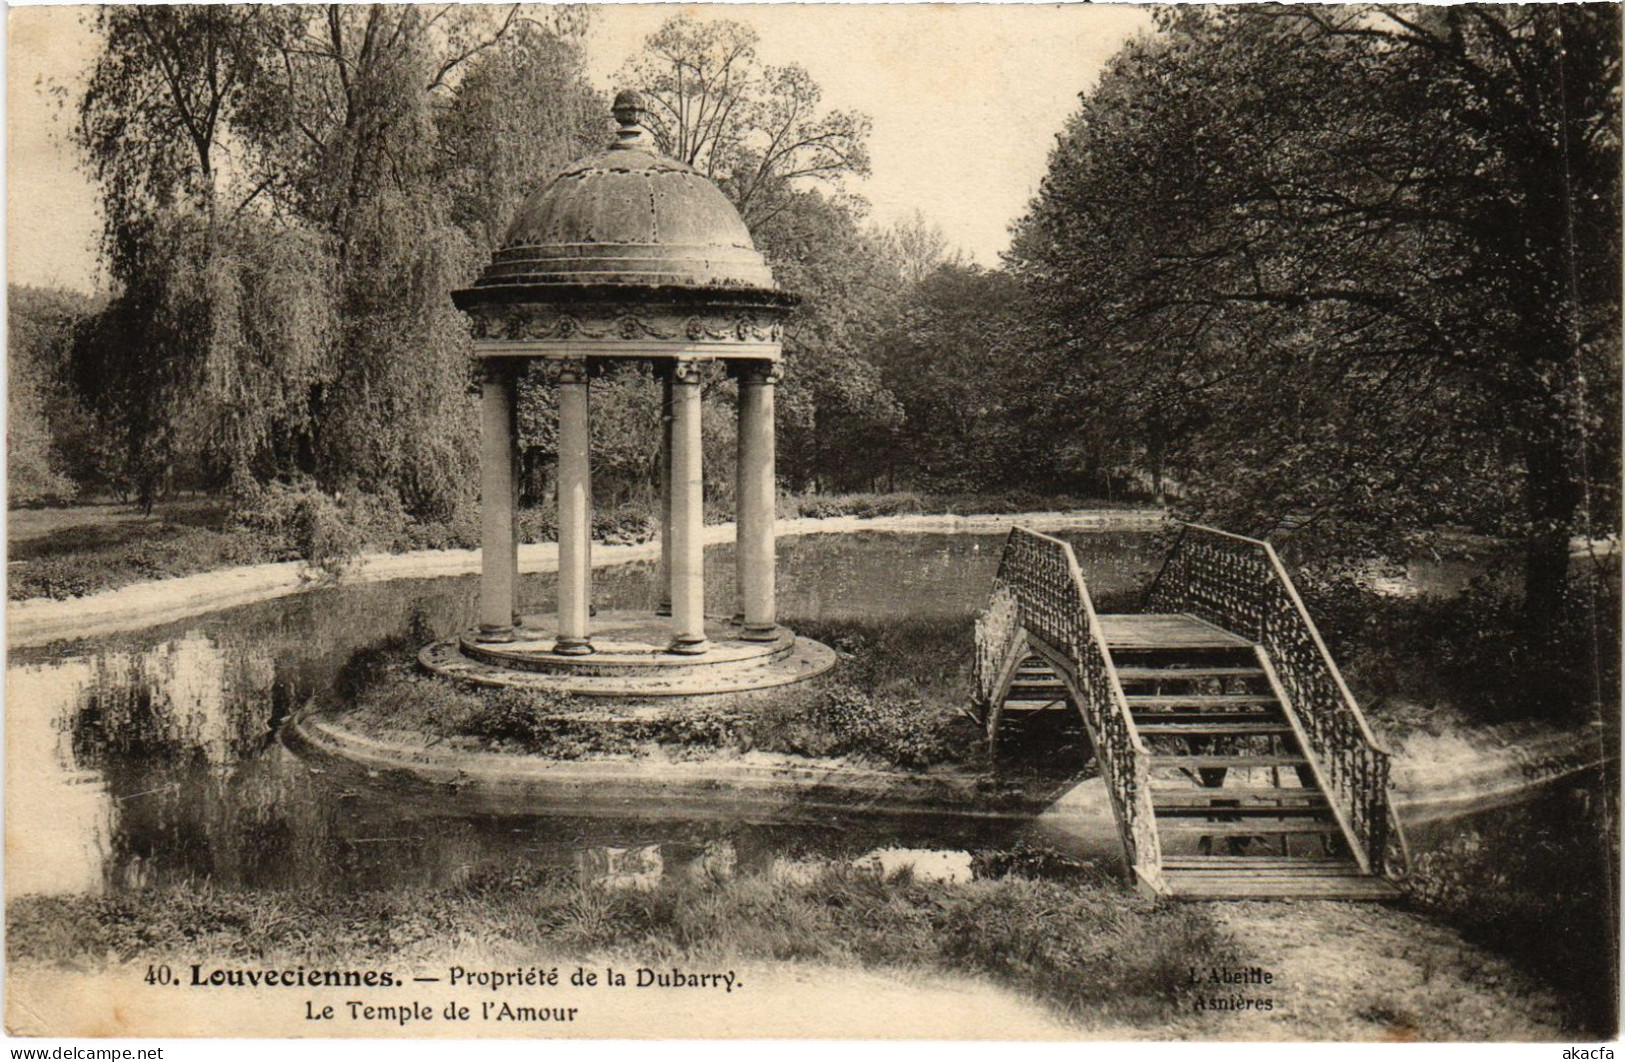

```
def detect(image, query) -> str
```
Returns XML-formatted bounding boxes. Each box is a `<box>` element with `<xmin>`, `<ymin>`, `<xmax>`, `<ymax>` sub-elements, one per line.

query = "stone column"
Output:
<box><xmin>735</xmin><ymin>361</ymin><xmax>781</xmax><ymax>641</ymax></box>
<box><xmin>667</xmin><ymin>358</ymin><xmax>708</xmax><ymax>654</ymax></box>
<box><xmin>656</xmin><ymin>368</ymin><xmax>674</xmax><ymax>617</ymax></box>
<box><xmin>553</xmin><ymin>358</ymin><xmax>594</xmax><ymax>655</ymax></box>
<box><xmin>477</xmin><ymin>361</ymin><xmax>519</xmax><ymax>642</ymax></box>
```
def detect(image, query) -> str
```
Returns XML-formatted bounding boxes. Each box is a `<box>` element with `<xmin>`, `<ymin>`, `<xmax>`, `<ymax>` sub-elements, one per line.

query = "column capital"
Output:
<box><xmin>730</xmin><ymin>360</ymin><xmax>783</xmax><ymax>385</ymax></box>
<box><xmin>555</xmin><ymin>357</ymin><xmax>591</xmax><ymax>385</ymax></box>
<box><xmin>670</xmin><ymin>357</ymin><xmax>706</xmax><ymax>386</ymax></box>
<box><xmin>479</xmin><ymin>359</ymin><xmax>521</xmax><ymax>385</ymax></box>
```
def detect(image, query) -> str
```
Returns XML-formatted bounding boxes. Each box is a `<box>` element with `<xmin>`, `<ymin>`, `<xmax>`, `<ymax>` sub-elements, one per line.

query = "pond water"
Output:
<box><xmin>6</xmin><ymin>529</ymin><xmax>1598</xmax><ymax>909</ymax></box>
<box><xmin>6</xmin><ymin>532</ymin><xmax>1159</xmax><ymax>900</ymax></box>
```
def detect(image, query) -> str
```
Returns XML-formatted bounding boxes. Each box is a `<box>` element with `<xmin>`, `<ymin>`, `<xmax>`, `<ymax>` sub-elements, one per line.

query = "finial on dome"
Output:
<box><xmin>610</xmin><ymin>89</ymin><xmax>653</xmax><ymax>151</ymax></box>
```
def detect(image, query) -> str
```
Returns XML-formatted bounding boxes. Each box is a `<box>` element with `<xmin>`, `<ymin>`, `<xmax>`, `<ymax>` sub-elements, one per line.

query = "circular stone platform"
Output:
<box><xmin>420</xmin><ymin>610</ymin><xmax>837</xmax><ymax>696</ymax></box>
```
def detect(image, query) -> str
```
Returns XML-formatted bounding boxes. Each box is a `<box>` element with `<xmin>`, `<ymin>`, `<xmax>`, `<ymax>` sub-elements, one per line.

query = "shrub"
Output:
<box><xmin>1403</xmin><ymin>775</ymin><xmax>1619</xmax><ymax>1035</ymax></box>
<box><xmin>8</xmin><ymin>558</ymin><xmax>93</xmax><ymax>600</ymax></box>
<box><xmin>232</xmin><ymin>480</ymin><xmax>411</xmax><ymax>578</ymax></box>
<box><xmin>514</xmin><ymin>502</ymin><xmax>656</xmax><ymax>546</ymax></box>
<box><xmin>744</xmin><ymin>680</ymin><xmax>966</xmax><ymax>769</ymax></box>
<box><xmin>778</xmin><ymin>492</ymin><xmax>927</xmax><ymax>521</ymax></box>
<box><xmin>1300</xmin><ymin>558</ymin><xmax>1621</xmax><ymax>726</ymax></box>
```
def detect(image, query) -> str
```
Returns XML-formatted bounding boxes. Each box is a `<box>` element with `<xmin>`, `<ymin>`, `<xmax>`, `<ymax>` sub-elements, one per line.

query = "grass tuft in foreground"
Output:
<box><xmin>7</xmin><ymin>857</ymin><xmax>1234</xmax><ymax>1024</ymax></box>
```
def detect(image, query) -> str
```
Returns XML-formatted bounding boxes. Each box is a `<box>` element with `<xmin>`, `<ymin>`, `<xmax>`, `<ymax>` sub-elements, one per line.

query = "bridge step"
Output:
<box><xmin>1162</xmin><ymin>864</ymin><xmax>1401</xmax><ymax>901</ymax></box>
<box><xmin>1163</xmin><ymin>854</ymin><xmax>1351</xmax><ymax>867</ymax></box>
<box><xmin>1155</xmin><ymin>804</ymin><xmax>1332</xmax><ymax>819</ymax></box>
<box><xmin>1150</xmin><ymin>754</ymin><xmax>1308</xmax><ymax>770</ymax></box>
<box><xmin>1126</xmin><ymin>694</ymin><xmax>1278</xmax><ymax>708</ymax></box>
<box><xmin>1002</xmin><ymin>700</ymin><xmax>1069</xmax><ymax>712</ymax></box>
<box><xmin>1116</xmin><ymin>666</ymin><xmax>1266</xmax><ymax>681</ymax></box>
<box><xmin>1135</xmin><ymin>722</ymin><xmax>1292</xmax><ymax>736</ymax></box>
<box><xmin>1158</xmin><ymin>820</ymin><xmax>1338</xmax><ymax>837</ymax></box>
<box><xmin>1152</xmin><ymin>787</ymin><xmax>1324</xmax><ymax>804</ymax></box>
<box><xmin>1129</xmin><ymin>712</ymin><xmax>1279</xmax><ymax>726</ymax></box>
<box><xmin>1008</xmin><ymin>682</ymin><xmax>1067</xmax><ymax>697</ymax></box>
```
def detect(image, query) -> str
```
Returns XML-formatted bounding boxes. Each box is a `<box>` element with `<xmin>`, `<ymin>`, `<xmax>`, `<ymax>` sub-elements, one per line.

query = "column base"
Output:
<box><xmin>738</xmin><ymin>623</ymin><xmax>781</xmax><ymax>643</ymax></box>
<box><xmin>476</xmin><ymin>625</ymin><xmax>516</xmax><ymax>644</ymax></box>
<box><xmin>551</xmin><ymin>637</ymin><xmax>596</xmax><ymax>656</ymax></box>
<box><xmin>666</xmin><ymin>636</ymin><xmax>711</xmax><ymax>656</ymax></box>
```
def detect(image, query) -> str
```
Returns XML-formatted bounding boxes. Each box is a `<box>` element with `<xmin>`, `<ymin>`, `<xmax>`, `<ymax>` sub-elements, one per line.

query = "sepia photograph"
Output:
<box><xmin>4</xmin><ymin>1</ymin><xmax>1620</xmax><ymax>1044</ymax></box>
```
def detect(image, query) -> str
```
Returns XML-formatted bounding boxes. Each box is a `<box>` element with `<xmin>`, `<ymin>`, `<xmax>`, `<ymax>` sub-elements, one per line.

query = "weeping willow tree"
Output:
<box><xmin>71</xmin><ymin>4</ymin><xmax>599</xmax><ymax>516</ymax></box>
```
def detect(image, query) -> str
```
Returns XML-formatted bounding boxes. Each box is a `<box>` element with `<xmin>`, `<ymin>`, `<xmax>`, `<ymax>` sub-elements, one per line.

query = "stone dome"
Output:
<box><xmin>469</xmin><ymin>91</ymin><xmax>780</xmax><ymax>292</ymax></box>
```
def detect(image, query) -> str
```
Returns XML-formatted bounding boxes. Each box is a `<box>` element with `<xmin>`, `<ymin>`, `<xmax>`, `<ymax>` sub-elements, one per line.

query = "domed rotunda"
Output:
<box><xmin>423</xmin><ymin>92</ymin><xmax>834</xmax><ymax>695</ymax></box>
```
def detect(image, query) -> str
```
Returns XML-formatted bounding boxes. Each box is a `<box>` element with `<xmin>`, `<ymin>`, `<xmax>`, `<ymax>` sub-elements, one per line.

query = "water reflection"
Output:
<box><xmin>2</xmin><ymin>530</ymin><xmax>1158</xmax><ymax>901</ymax></box>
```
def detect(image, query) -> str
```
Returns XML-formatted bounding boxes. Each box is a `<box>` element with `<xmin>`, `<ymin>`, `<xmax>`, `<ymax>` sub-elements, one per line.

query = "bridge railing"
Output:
<box><xmin>1143</xmin><ymin>523</ymin><xmax>1410</xmax><ymax>879</ymax></box>
<box><xmin>972</xmin><ymin>582</ymin><xmax>1021</xmax><ymax>716</ymax></box>
<box><xmin>976</xmin><ymin>526</ymin><xmax>1165</xmax><ymax>891</ymax></box>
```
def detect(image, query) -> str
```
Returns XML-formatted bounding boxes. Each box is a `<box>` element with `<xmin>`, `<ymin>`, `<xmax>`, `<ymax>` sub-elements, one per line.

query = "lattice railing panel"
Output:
<box><xmin>1144</xmin><ymin>524</ymin><xmax>1409</xmax><ymax>878</ymax></box>
<box><xmin>979</xmin><ymin>527</ymin><xmax>1164</xmax><ymax>888</ymax></box>
<box><xmin>972</xmin><ymin>584</ymin><xmax>1021</xmax><ymax>714</ymax></box>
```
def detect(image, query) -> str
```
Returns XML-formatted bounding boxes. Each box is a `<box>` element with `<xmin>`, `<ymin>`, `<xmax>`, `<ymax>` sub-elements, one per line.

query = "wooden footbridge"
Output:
<box><xmin>974</xmin><ymin>524</ymin><xmax>1410</xmax><ymax>901</ymax></box>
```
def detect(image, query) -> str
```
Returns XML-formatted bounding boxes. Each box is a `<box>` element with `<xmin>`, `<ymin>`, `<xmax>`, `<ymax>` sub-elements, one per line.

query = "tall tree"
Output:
<box><xmin>7</xmin><ymin>286</ymin><xmax>102</xmax><ymax>504</ymax></box>
<box><xmin>74</xmin><ymin>6</ymin><xmax>329</xmax><ymax>501</ymax></box>
<box><xmin>72</xmin><ymin>5</ymin><xmax>601</xmax><ymax>518</ymax></box>
<box><xmin>872</xmin><ymin>263</ymin><xmax>1022</xmax><ymax>491</ymax></box>
<box><xmin>618</xmin><ymin>14</ymin><xmax>871</xmax><ymax>227</ymax></box>
<box><xmin>620</xmin><ymin>14</ymin><xmax>898</xmax><ymax>492</ymax></box>
<box><xmin>437</xmin><ymin>20</ymin><xmax>603</xmax><ymax>253</ymax></box>
<box><xmin>1009</xmin><ymin>5</ymin><xmax>1621</xmax><ymax>631</ymax></box>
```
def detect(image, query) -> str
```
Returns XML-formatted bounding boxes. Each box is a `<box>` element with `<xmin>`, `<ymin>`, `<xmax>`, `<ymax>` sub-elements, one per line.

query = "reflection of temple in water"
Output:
<box><xmin>10</xmin><ymin>628</ymin><xmax>847</xmax><ymax>899</ymax></box>
<box><xmin>6</xmin><ymin>538</ymin><xmax>1099</xmax><ymax>905</ymax></box>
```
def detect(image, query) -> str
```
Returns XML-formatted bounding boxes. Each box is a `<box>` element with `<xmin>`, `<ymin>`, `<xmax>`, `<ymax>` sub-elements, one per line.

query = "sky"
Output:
<box><xmin>6</xmin><ymin>3</ymin><xmax>1151</xmax><ymax>294</ymax></box>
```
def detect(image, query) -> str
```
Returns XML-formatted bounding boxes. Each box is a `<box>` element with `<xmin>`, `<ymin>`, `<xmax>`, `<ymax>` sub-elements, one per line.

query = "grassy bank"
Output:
<box><xmin>1308</xmin><ymin>559</ymin><xmax>1621</xmax><ymax>732</ymax></box>
<box><xmin>7</xmin><ymin>856</ymin><xmax>1231</xmax><ymax>1026</ymax></box>
<box><xmin>337</xmin><ymin>617</ymin><xmax>1000</xmax><ymax>771</ymax></box>
<box><xmin>6</xmin><ymin>499</ymin><xmax>283</xmax><ymax>601</ymax></box>
<box><xmin>1402</xmin><ymin>769</ymin><xmax>1620</xmax><ymax>1036</ymax></box>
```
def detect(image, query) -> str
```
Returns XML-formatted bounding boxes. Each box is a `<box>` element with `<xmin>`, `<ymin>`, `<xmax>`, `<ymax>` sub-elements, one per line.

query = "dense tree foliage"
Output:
<box><xmin>67</xmin><ymin>5</ymin><xmax>599</xmax><ymax>517</ymax></box>
<box><xmin>31</xmin><ymin>2</ymin><xmax>1620</xmax><ymax>661</ymax></box>
<box><xmin>1008</xmin><ymin>5</ymin><xmax>1622</xmax><ymax>626</ymax></box>
<box><xmin>7</xmin><ymin>287</ymin><xmax>103</xmax><ymax>505</ymax></box>
<box><xmin>54</xmin><ymin>7</ymin><xmax>930</xmax><ymax>517</ymax></box>
<box><xmin>869</xmin><ymin>264</ymin><xmax>1022</xmax><ymax>491</ymax></box>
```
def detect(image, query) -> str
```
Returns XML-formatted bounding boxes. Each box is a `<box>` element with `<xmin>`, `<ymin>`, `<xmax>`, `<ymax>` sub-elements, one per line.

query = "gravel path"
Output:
<box><xmin>1181</xmin><ymin>901</ymin><xmax>1571</xmax><ymax>1040</ymax></box>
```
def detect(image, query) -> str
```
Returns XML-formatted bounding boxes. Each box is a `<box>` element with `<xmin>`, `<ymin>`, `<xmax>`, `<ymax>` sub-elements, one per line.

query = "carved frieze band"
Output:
<box><xmin>471</xmin><ymin>308</ymin><xmax>784</xmax><ymax>346</ymax></box>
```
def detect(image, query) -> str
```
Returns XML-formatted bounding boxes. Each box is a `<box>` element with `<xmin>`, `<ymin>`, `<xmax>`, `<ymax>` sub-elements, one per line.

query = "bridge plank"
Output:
<box><xmin>1134</xmin><ymin>723</ymin><xmax>1289</xmax><ymax>736</ymax></box>
<box><xmin>1150</xmin><ymin>754</ymin><xmax>1308</xmax><ymax>769</ymax></box>
<box><xmin>1157</xmin><ymin>821</ymin><xmax>1338</xmax><ymax>836</ymax></box>
<box><xmin>1096</xmin><ymin>613</ymin><xmax>1254</xmax><ymax>649</ymax></box>
<box><xmin>1115</xmin><ymin>666</ymin><xmax>1266</xmax><ymax>680</ymax></box>
<box><xmin>1164</xmin><ymin>876</ymin><xmax>1401</xmax><ymax>900</ymax></box>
